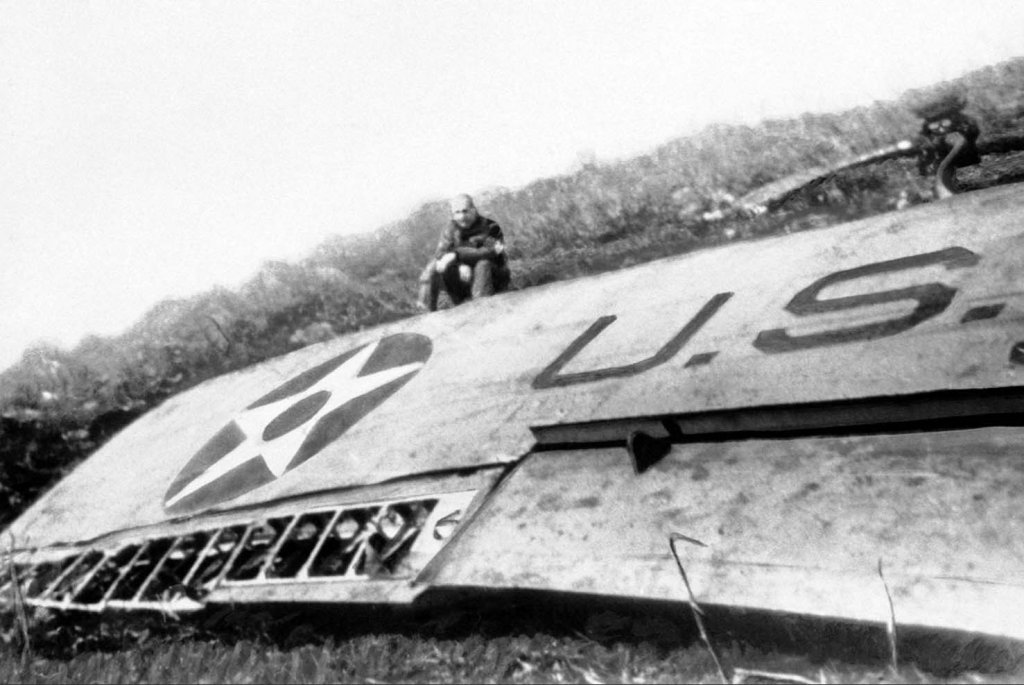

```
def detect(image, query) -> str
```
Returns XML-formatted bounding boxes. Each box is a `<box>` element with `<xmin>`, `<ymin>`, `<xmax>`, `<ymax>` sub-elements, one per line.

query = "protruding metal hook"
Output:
<box><xmin>626</xmin><ymin>430</ymin><xmax>672</xmax><ymax>475</ymax></box>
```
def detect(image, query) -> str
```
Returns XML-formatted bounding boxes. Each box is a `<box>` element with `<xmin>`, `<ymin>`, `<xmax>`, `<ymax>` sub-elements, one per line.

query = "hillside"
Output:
<box><xmin>1</xmin><ymin>56</ymin><xmax>1023</xmax><ymax>528</ymax></box>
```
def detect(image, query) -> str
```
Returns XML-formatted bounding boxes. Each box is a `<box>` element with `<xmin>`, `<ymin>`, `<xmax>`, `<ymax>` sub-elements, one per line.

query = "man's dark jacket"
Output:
<box><xmin>433</xmin><ymin>216</ymin><xmax>507</xmax><ymax>268</ymax></box>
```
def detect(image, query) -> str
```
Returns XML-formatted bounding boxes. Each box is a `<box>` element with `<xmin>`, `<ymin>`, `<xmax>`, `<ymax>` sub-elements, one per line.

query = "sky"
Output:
<box><xmin>1</xmin><ymin>0</ymin><xmax>1023</xmax><ymax>372</ymax></box>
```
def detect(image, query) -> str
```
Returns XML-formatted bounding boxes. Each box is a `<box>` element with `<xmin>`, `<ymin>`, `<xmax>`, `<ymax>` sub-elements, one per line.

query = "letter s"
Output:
<box><xmin>753</xmin><ymin>247</ymin><xmax>979</xmax><ymax>354</ymax></box>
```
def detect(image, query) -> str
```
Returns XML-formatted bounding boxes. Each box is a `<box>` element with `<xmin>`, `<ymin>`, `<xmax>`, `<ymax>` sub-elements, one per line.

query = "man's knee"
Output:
<box><xmin>418</xmin><ymin>262</ymin><xmax>435</xmax><ymax>285</ymax></box>
<box><xmin>473</xmin><ymin>260</ymin><xmax>494</xmax><ymax>278</ymax></box>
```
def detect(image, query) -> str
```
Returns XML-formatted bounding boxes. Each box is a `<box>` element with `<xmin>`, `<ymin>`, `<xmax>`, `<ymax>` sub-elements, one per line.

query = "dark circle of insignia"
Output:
<box><xmin>163</xmin><ymin>333</ymin><xmax>432</xmax><ymax>514</ymax></box>
<box><xmin>262</xmin><ymin>390</ymin><xmax>332</xmax><ymax>442</ymax></box>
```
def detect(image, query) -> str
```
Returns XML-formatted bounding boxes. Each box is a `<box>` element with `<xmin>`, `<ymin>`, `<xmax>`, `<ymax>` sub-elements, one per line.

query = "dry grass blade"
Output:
<box><xmin>732</xmin><ymin>666</ymin><xmax>822</xmax><ymax>684</ymax></box>
<box><xmin>5</xmin><ymin>535</ymin><xmax>31</xmax><ymax>661</ymax></box>
<box><xmin>669</xmin><ymin>532</ymin><xmax>731</xmax><ymax>684</ymax></box>
<box><xmin>877</xmin><ymin>558</ymin><xmax>898</xmax><ymax>671</ymax></box>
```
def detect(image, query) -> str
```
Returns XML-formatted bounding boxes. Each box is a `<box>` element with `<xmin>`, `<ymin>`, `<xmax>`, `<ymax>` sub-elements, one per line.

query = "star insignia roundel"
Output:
<box><xmin>164</xmin><ymin>333</ymin><xmax>432</xmax><ymax>514</ymax></box>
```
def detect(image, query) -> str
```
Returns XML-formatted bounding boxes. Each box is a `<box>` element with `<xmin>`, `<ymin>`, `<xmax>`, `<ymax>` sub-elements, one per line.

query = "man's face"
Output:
<box><xmin>450</xmin><ymin>199</ymin><xmax>478</xmax><ymax>228</ymax></box>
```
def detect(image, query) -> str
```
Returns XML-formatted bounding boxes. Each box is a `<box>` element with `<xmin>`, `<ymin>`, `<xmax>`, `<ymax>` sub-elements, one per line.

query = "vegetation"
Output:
<box><xmin>3</xmin><ymin>599</ymin><xmax>1021</xmax><ymax>683</ymax></box>
<box><xmin>2</xmin><ymin>57</ymin><xmax>1024</xmax><ymax>681</ymax></box>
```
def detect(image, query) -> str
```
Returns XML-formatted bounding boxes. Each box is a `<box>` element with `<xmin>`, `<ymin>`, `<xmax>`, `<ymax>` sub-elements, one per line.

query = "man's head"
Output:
<box><xmin>449</xmin><ymin>194</ymin><xmax>478</xmax><ymax>228</ymax></box>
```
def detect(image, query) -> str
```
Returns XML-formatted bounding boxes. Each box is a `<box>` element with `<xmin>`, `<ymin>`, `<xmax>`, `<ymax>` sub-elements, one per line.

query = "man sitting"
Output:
<box><xmin>417</xmin><ymin>194</ymin><xmax>511</xmax><ymax>311</ymax></box>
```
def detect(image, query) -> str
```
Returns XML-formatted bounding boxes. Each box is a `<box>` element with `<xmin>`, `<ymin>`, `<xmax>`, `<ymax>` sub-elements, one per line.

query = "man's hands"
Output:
<box><xmin>434</xmin><ymin>253</ymin><xmax>473</xmax><ymax>283</ymax></box>
<box><xmin>435</xmin><ymin>252</ymin><xmax>457</xmax><ymax>272</ymax></box>
<box><xmin>437</xmin><ymin>240</ymin><xmax>503</xmax><ymax>273</ymax></box>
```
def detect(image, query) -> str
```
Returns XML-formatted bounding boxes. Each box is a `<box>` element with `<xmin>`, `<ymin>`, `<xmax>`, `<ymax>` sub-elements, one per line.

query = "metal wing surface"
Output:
<box><xmin>4</xmin><ymin>182</ymin><xmax>1024</xmax><ymax>635</ymax></box>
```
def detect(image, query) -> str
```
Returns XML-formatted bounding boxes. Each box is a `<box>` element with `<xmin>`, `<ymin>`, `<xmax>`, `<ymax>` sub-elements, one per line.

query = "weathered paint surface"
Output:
<box><xmin>7</xmin><ymin>183</ymin><xmax>1024</xmax><ymax>567</ymax></box>
<box><xmin>426</xmin><ymin>428</ymin><xmax>1024</xmax><ymax>638</ymax></box>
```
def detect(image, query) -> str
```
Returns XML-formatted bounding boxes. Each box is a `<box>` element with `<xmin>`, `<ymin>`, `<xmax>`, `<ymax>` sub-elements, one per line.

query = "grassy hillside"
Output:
<box><xmin>2</xmin><ymin>57</ymin><xmax>1024</xmax><ymax>530</ymax></box>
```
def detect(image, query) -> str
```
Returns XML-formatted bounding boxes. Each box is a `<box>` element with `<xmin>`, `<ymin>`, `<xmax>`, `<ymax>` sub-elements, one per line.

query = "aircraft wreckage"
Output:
<box><xmin>5</xmin><ymin>104</ymin><xmax>1024</xmax><ymax>640</ymax></box>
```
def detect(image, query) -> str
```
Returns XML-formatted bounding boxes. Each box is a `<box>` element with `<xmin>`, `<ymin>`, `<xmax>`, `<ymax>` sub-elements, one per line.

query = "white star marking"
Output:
<box><xmin>166</xmin><ymin>341</ymin><xmax>424</xmax><ymax>508</ymax></box>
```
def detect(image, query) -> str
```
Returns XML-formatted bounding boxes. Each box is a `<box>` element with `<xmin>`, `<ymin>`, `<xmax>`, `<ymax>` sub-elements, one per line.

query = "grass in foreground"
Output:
<box><xmin>3</xmin><ymin>598</ymin><xmax>1024</xmax><ymax>684</ymax></box>
<box><xmin>2</xmin><ymin>627</ymin><xmax>1015</xmax><ymax>684</ymax></box>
